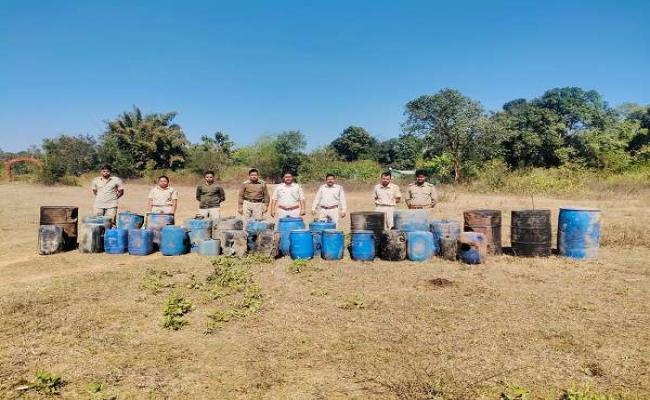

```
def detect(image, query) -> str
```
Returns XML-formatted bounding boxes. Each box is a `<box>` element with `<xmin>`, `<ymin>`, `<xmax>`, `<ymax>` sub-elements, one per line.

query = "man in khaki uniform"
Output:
<box><xmin>196</xmin><ymin>170</ymin><xmax>225</xmax><ymax>222</ymax></box>
<box><xmin>91</xmin><ymin>164</ymin><xmax>124</xmax><ymax>225</ymax></box>
<box><xmin>406</xmin><ymin>170</ymin><xmax>438</xmax><ymax>212</ymax></box>
<box><xmin>311</xmin><ymin>173</ymin><xmax>347</xmax><ymax>225</ymax></box>
<box><xmin>373</xmin><ymin>172</ymin><xmax>402</xmax><ymax>230</ymax></box>
<box><xmin>270</xmin><ymin>172</ymin><xmax>306</xmax><ymax>220</ymax></box>
<box><xmin>238</xmin><ymin>168</ymin><xmax>270</xmax><ymax>221</ymax></box>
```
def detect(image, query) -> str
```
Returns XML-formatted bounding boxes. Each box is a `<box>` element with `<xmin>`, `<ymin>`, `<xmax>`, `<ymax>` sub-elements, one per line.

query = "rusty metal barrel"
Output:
<box><xmin>511</xmin><ymin>210</ymin><xmax>552</xmax><ymax>257</ymax></box>
<box><xmin>463</xmin><ymin>209</ymin><xmax>502</xmax><ymax>255</ymax></box>
<box><xmin>39</xmin><ymin>206</ymin><xmax>78</xmax><ymax>250</ymax></box>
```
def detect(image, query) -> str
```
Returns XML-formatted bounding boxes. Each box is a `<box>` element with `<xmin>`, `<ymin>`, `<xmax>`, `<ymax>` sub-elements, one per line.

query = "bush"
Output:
<box><xmin>299</xmin><ymin>159</ymin><xmax>382</xmax><ymax>183</ymax></box>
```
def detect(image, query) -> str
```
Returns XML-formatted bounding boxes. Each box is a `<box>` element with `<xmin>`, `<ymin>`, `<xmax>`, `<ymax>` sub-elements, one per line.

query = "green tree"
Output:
<box><xmin>186</xmin><ymin>132</ymin><xmax>234</xmax><ymax>176</ymax></box>
<box><xmin>99</xmin><ymin>106</ymin><xmax>188</xmax><ymax>176</ymax></box>
<box><xmin>330</xmin><ymin>126</ymin><xmax>379</xmax><ymax>161</ymax></box>
<box><xmin>623</xmin><ymin>105</ymin><xmax>650</xmax><ymax>156</ymax></box>
<box><xmin>41</xmin><ymin>134</ymin><xmax>98</xmax><ymax>182</ymax></box>
<box><xmin>492</xmin><ymin>100</ymin><xmax>567</xmax><ymax>168</ymax></box>
<box><xmin>533</xmin><ymin>87</ymin><xmax>617</xmax><ymax>132</ymax></box>
<box><xmin>572</xmin><ymin>120</ymin><xmax>642</xmax><ymax>170</ymax></box>
<box><xmin>377</xmin><ymin>134</ymin><xmax>422</xmax><ymax>169</ymax></box>
<box><xmin>403</xmin><ymin>89</ymin><xmax>485</xmax><ymax>182</ymax></box>
<box><xmin>274</xmin><ymin>130</ymin><xmax>306</xmax><ymax>176</ymax></box>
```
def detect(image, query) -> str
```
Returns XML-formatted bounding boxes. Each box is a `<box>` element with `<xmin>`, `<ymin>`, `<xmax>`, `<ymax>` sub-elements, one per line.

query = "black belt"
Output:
<box><xmin>245</xmin><ymin>199</ymin><xmax>264</xmax><ymax>203</ymax></box>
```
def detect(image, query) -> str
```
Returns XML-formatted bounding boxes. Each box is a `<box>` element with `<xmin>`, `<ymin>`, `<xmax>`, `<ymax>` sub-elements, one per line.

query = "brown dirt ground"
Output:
<box><xmin>0</xmin><ymin>182</ymin><xmax>648</xmax><ymax>399</ymax></box>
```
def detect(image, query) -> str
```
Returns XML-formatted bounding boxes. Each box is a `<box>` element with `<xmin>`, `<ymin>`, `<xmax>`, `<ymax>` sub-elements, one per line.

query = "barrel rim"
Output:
<box><xmin>322</xmin><ymin>229</ymin><xmax>344</xmax><ymax>235</ymax></box>
<box><xmin>290</xmin><ymin>229</ymin><xmax>311</xmax><ymax>234</ymax></box>
<box><xmin>351</xmin><ymin>230</ymin><xmax>374</xmax><ymax>234</ymax></box>
<box><xmin>464</xmin><ymin>209</ymin><xmax>502</xmax><ymax>214</ymax></box>
<box><xmin>279</xmin><ymin>216</ymin><xmax>304</xmax><ymax>221</ymax></box>
<box><xmin>559</xmin><ymin>206</ymin><xmax>601</xmax><ymax>212</ymax></box>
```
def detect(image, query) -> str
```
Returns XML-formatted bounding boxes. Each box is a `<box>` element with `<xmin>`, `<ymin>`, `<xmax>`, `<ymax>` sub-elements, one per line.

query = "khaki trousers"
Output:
<box><xmin>198</xmin><ymin>207</ymin><xmax>221</xmax><ymax>222</ymax></box>
<box><xmin>317</xmin><ymin>208</ymin><xmax>340</xmax><ymax>226</ymax></box>
<box><xmin>243</xmin><ymin>201</ymin><xmax>264</xmax><ymax>221</ymax></box>
<box><xmin>94</xmin><ymin>207</ymin><xmax>117</xmax><ymax>225</ymax></box>
<box><xmin>375</xmin><ymin>205</ymin><xmax>395</xmax><ymax>230</ymax></box>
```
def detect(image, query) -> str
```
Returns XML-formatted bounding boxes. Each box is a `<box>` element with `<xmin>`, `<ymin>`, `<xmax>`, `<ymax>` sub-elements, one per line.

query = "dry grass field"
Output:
<box><xmin>0</xmin><ymin>182</ymin><xmax>648</xmax><ymax>399</ymax></box>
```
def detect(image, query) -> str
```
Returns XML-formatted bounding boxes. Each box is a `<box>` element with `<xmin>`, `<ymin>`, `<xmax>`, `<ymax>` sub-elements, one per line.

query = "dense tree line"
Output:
<box><xmin>21</xmin><ymin>87</ymin><xmax>650</xmax><ymax>184</ymax></box>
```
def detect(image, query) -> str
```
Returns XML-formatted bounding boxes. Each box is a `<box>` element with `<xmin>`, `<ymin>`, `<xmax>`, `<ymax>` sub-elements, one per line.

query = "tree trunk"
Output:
<box><xmin>453</xmin><ymin>156</ymin><xmax>462</xmax><ymax>183</ymax></box>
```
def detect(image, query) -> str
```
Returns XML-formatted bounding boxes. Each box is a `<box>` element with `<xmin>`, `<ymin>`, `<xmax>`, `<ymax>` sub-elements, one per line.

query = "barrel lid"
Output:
<box><xmin>162</xmin><ymin>225</ymin><xmax>183</xmax><ymax>229</ymax></box>
<box><xmin>279</xmin><ymin>216</ymin><xmax>303</xmax><ymax>221</ymax></box>
<box><xmin>351</xmin><ymin>229</ymin><xmax>374</xmax><ymax>234</ymax></box>
<box><xmin>290</xmin><ymin>229</ymin><xmax>310</xmax><ymax>234</ymax></box>
<box><xmin>560</xmin><ymin>206</ymin><xmax>600</xmax><ymax>212</ymax></box>
<box><xmin>322</xmin><ymin>229</ymin><xmax>343</xmax><ymax>234</ymax></box>
<box><xmin>464</xmin><ymin>209</ymin><xmax>501</xmax><ymax>214</ymax></box>
<box><xmin>149</xmin><ymin>212</ymin><xmax>174</xmax><ymax>216</ymax></box>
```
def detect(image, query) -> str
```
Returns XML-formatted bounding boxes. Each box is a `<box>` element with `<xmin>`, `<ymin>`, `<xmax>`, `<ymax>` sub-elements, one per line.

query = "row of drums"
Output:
<box><xmin>279</xmin><ymin>207</ymin><xmax>601</xmax><ymax>263</ymax></box>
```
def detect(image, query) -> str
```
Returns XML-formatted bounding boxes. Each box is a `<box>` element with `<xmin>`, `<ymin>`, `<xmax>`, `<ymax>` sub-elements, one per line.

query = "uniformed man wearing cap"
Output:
<box><xmin>270</xmin><ymin>171</ymin><xmax>306</xmax><ymax>220</ymax></box>
<box><xmin>373</xmin><ymin>171</ymin><xmax>402</xmax><ymax>230</ymax></box>
<box><xmin>238</xmin><ymin>168</ymin><xmax>270</xmax><ymax>221</ymax></box>
<box><xmin>406</xmin><ymin>169</ymin><xmax>438</xmax><ymax>211</ymax></box>
<box><xmin>311</xmin><ymin>173</ymin><xmax>347</xmax><ymax>224</ymax></box>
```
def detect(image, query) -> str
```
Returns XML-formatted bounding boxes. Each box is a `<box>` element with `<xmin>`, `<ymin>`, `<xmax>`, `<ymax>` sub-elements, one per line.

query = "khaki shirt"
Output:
<box><xmin>92</xmin><ymin>176</ymin><xmax>124</xmax><ymax>208</ymax></box>
<box><xmin>272</xmin><ymin>183</ymin><xmax>305</xmax><ymax>208</ymax></box>
<box><xmin>196</xmin><ymin>183</ymin><xmax>225</xmax><ymax>209</ymax></box>
<box><xmin>238</xmin><ymin>180</ymin><xmax>270</xmax><ymax>206</ymax></box>
<box><xmin>373</xmin><ymin>183</ymin><xmax>402</xmax><ymax>206</ymax></box>
<box><xmin>406</xmin><ymin>182</ymin><xmax>438</xmax><ymax>207</ymax></box>
<box><xmin>312</xmin><ymin>184</ymin><xmax>347</xmax><ymax>212</ymax></box>
<box><xmin>148</xmin><ymin>186</ymin><xmax>178</xmax><ymax>207</ymax></box>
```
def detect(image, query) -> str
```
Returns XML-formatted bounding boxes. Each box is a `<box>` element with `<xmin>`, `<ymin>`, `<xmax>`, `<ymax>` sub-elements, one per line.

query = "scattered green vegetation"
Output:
<box><xmin>500</xmin><ymin>385</ymin><xmax>530</xmax><ymax>400</ymax></box>
<box><xmin>338</xmin><ymin>295</ymin><xmax>367</xmax><ymax>310</ymax></box>
<box><xmin>207</xmin><ymin>257</ymin><xmax>252</xmax><ymax>298</ymax></box>
<box><xmin>141</xmin><ymin>269</ymin><xmax>177</xmax><ymax>295</ymax></box>
<box><xmin>162</xmin><ymin>293</ymin><xmax>193</xmax><ymax>330</ymax></box>
<box><xmin>15</xmin><ymin>371</ymin><xmax>65</xmax><ymax>395</ymax></box>
<box><xmin>287</xmin><ymin>259</ymin><xmax>309</xmax><ymax>274</ymax></box>
<box><xmin>88</xmin><ymin>382</ymin><xmax>104</xmax><ymax>394</ymax></box>
<box><xmin>204</xmin><ymin>258</ymin><xmax>265</xmax><ymax>334</ymax></box>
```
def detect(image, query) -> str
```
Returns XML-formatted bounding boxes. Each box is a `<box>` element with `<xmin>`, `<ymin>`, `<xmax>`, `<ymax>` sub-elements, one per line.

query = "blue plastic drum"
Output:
<box><xmin>290</xmin><ymin>229</ymin><xmax>314</xmax><ymax>260</ymax></box>
<box><xmin>558</xmin><ymin>207</ymin><xmax>601</xmax><ymax>259</ymax></box>
<box><xmin>321</xmin><ymin>229</ymin><xmax>345</xmax><ymax>260</ymax></box>
<box><xmin>350</xmin><ymin>230</ymin><xmax>375</xmax><ymax>261</ymax></box>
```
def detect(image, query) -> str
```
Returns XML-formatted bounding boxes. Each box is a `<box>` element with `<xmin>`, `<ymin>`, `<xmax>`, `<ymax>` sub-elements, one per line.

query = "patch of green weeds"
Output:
<box><xmin>162</xmin><ymin>293</ymin><xmax>193</xmax><ymax>330</ymax></box>
<box><xmin>558</xmin><ymin>386</ymin><xmax>623</xmax><ymax>400</ymax></box>
<box><xmin>141</xmin><ymin>269</ymin><xmax>176</xmax><ymax>294</ymax></box>
<box><xmin>88</xmin><ymin>382</ymin><xmax>103</xmax><ymax>394</ymax></box>
<box><xmin>246</xmin><ymin>253</ymin><xmax>274</xmax><ymax>264</ymax></box>
<box><xmin>186</xmin><ymin>273</ymin><xmax>203</xmax><ymax>290</ymax></box>
<box><xmin>501</xmin><ymin>385</ymin><xmax>530</xmax><ymax>400</ymax></box>
<box><xmin>338</xmin><ymin>295</ymin><xmax>367</xmax><ymax>310</ymax></box>
<box><xmin>207</xmin><ymin>257</ymin><xmax>252</xmax><ymax>298</ymax></box>
<box><xmin>205</xmin><ymin>285</ymin><xmax>265</xmax><ymax>334</ymax></box>
<box><xmin>287</xmin><ymin>259</ymin><xmax>309</xmax><ymax>273</ymax></box>
<box><xmin>310</xmin><ymin>287</ymin><xmax>329</xmax><ymax>297</ymax></box>
<box><xmin>15</xmin><ymin>371</ymin><xmax>65</xmax><ymax>394</ymax></box>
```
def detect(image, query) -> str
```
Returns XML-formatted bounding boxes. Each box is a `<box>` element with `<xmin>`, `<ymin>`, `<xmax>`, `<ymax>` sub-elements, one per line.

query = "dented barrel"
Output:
<box><xmin>558</xmin><ymin>207</ymin><xmax>601</xmax><ymax>260</ymax></box>
<box><xmin>40</xmin><ymin>206</ymin><xmax>78</xmax><ymax>250</ymax></box>
<box><xmin>511</xmin><ymin>210</ymin><xmax>552</xmax><ymax>257</ymax></box>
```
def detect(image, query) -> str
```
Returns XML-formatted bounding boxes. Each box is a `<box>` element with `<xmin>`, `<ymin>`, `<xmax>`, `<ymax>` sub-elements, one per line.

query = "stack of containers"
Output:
<box><xmin>350</xmin><ymin>212</ymin><xmax>384</xmax><ymax>257</ymax></box>
<box><xmin>430</xmin><ymin>220</ymin><xmax>462</xmax><ymax>261</ymax></box>
<box><xmin>185</xmin><ymin>217</ymin><xmax>214</xmax><ymax>254</ymax></box>
<box><xmin>213</xmin><ymin>217</ymin><xmax>247</xmax><ymax>257</ymax></box>
<box><xmin>309</xmin><ymin>220</ymin><xmax>336</xmax><ymax>258</ymax></box>
<box><xmin>39</xmin><ymin>206</ymin><xmax>78</xmax><ymax>252</ymax></box>
<box><xmin>147</xmin><ymin>213</ymin><xmax>175</xmax><ymax>248</ymax></box>
<box><xmin>394</xmin><ymin>210</ymin><xmax>436</xmax><ymax>262</ymax></box>
<box><xmin>247</xmin><ymin>220</ymin><xmax>275</xmax><ymax>253</ymax></box>
<box><xmin>277</xmin><ymin>217</ymin><xmax>305</xmax><ymax>257</ymax></box>
<box><xmin>106</xmin><ymin>211</ymin><xmax>143</xmax><ymax>255</ymax></box>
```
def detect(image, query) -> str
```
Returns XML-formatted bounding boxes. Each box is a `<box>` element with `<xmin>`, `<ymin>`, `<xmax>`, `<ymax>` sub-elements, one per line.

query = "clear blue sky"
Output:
<box><xmin>1</xmin><ymin>0</ymin><xmax>648</xmax><ymax>152</ymax></box>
